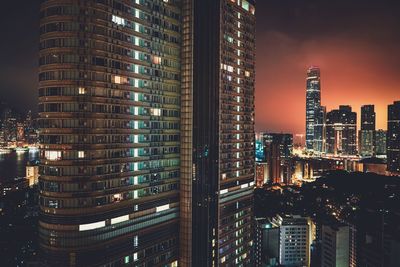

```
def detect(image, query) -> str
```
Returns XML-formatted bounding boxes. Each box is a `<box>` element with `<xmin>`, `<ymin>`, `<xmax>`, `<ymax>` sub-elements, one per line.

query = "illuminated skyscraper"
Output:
<box><xmin>313</xmin><ymin>105</ymin><xmax>326</xmax><ymax>154</ymax></box>
<box><xmin>326</xmin><ymin>106</ymin><xmax>357</xmax><ymax>156</ymax></box>
<box><xmin>180</xmin><ymin>0</ymin><xmax>256</xmax><ymax>266</ymax></box>
<box><xmin>306</xmin><ymin>66</ymin><xmax>322</xmax><ymax>151</ymax></box>
<box><xmin>387</xmin><ymin>101</ymin><xmax>400</xmax><ymax>174</ymax></box>
<box><xmin>39</xmin><ymin>1</ymin><xmax>181</xmax><ymax>266</ymax></box>
<box><xmin>359</xmin><ymin>105</ymin><xmax>375</xmax><ymax>157</ymax></box>
<box><xmin>375</xmin><ymin>129</ymin><xmax>387</xmax><ymax>156</ymax></box>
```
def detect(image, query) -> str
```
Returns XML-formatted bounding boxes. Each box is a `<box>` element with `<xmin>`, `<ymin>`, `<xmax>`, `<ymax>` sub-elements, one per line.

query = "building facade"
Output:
<box><xmin>387</xmin><ymin>101</ymin><xmax>400</xmax><ymax>174</ymax></box>
<box><xmin>321</xmin><ymin>223</ymin><xmax>356</xmax><ymax>267</ymax></box>
<box><xmin>274</xmin><ymin>215</ymin><xmax>314</xmax><ymax>267</ymax></box>
<box><xmin>180</xmin><ymin>0</ymin><xmax>256</xmax><ymax>266</ymax></box>
<box><xmin>375</xmin><ymin>129</ymin><xmax>387</xmax><ymax>156</ymax></box>
<box><xmin>313</xmin><ymin>105</ymin><xmax>326</xmax><ymax>154</ymax></box>
<box><xmin>263</xmin><ymin>133</ymin><xmax>293</xmax><ymax>184</ymax></box>
<box><xmin>326</xmin><ymin>106</ymin><xmax>357</xmax><ymax>156</ymax></box>
<box><xmin>39</xmin><ymin>0</ymin><xmax>182</xmax><ymax>266</ymax></box>
<box><xmin>359</xmin><ymin>105</ymin><xmax>375</xmax><ymax>157</ymax></box>
<box><xmin>305</xmin><ymin>67</ymin><xmax>322</xmax><ymax>151</ymax></box>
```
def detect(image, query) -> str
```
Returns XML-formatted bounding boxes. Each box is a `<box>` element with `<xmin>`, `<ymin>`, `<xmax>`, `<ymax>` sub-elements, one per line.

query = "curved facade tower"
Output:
<box><xmin>38</xmin><ymin>0</ymin><xmax>181</xmax><ymax>266</ymax></box>
<box><xmin>305</xmin><ymin>66</ymin><xmax>321</xmax><ymax>151</ymax></box>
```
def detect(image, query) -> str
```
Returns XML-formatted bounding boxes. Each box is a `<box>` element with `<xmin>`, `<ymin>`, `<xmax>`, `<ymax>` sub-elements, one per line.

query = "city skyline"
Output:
<box><xmin>2</xmin><ymin>1</ymin><xmax>400</xmax><ymax>135</ymax></box>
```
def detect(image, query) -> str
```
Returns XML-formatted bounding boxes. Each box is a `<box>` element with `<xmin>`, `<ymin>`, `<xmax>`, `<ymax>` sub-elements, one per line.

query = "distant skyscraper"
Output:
<box><xmin>263</xmin><ymin>133</ymin><xmax>293</xmax><ymax>184</ymax></box>
<box><xmin>326</xmin><ymin>106</ymin><xmax>357</xmax><ymax>156</ymax></box>
<box><xmin>359</xmin><ymin>105</ymin><xmax>376</xmax><ymax>157</ymax></box>
<box><xmin>375</xmin><ymin>129</ymin><xmax>387</xmax><ymax>156</ymax></box>
<box><xmin>39</xmin><ymin>1</ymin><xmax>182</xmax><ymax>266</ymax></box>
<box><xmin>387</xmin><ymin>101</ymin><xmax>400</xmax><ymax>174</ymax></box>
<box><xmin>180</xmin><ymin>0</ymin><xmax>256</xmax><ymax>265</ymax></box>
<box><xmin>313</xmin><ymin>105</ymin><xmax>326</xmax><ymax>153</ymax></box>
<box><xmin>306</xmin><ymin>66</ymin><xmax>322</xmax><ymax>151</ymax></box>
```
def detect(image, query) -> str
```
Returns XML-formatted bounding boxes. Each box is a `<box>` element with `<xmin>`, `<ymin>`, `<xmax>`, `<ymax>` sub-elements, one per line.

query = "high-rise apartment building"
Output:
<box><xmin>39</xmin><ymin>1</ymin><xmax>182</xmax><ymax>266</ymax></box>
<box><xmin>321</xmin><ymin>222</ymin><xmax>356</xmax><ymax>267</ymax></box>
<box><xmin>387</xmin><ymin>101</ymin><xmax>400</xmax><ymax>174</ymax></box>
<box><xmin>375</xmin><ymin>129</ymin><xmax>387</xmax><ymax>156</ymax></box>
<box><xmin>306</xmin><ymin>66</ymin><xmax>322</xmax><ymax>151</ymax></box>
<box><xmin>39</xmin><ymin>0</ymin><xmax>256</xmax><ymax>266</ymax></box>
<box><xmin>180</xmin><ymin>0</ymin><xmax>256</xmax><ymax>266</ymax></box>
<box><xmin>326</xmin><ymin>106</ymin><xmax>357</xmax><ymax>156</ymax></box>
<box><xmin>274</xmin><ymin>215</ymin><xmax>314</xmax><ymax>267</ymax></box>
<box><xmin>359</xmin><ymin>105</ymin><xmax>375</xmax><ymax>157</ymax></box>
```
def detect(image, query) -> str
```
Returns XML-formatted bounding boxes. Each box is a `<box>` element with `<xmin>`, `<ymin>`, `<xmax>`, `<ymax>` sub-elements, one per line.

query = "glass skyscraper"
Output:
<box><xmin>325</xmin><ymin>106</ymin><xmax>357</xmax><ymax>156</ymax></box>
<box><xmin>359</xmin><ymin>105</ymin><xmax>376</xmax><ymax>157</ymax></box>
<box><xmin>305</xmin><ymin>66</ymin><xmax>321</xmax><ymax>151</ymax></box>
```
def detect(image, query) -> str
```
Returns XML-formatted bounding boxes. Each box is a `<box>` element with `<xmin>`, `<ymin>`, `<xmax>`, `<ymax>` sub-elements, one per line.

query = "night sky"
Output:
<box><xmin>1</xmin><ymin>0</ymin><xmax>400</xmax><ymax>134</ymax></box>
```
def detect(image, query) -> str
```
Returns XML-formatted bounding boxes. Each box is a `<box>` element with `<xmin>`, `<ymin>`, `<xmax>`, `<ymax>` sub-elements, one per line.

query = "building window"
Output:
<box><xmin>45</xmin><ymin>150</ymin><xmax>61</xmax><ymax>161</ymax></box>
<box><xmin>112</xmin><ymin>15</ymin><xmax>126</xmax><ymax>26</ymax></box>
<box><xmin>78</xmin><ymin>151</ymin><xmax>85</xmax><ymax>158</ymax></box>
<box><xmin>78</xmin><ymin>87</ymin><xmax>86</xmax><ymax>94</ymax></box>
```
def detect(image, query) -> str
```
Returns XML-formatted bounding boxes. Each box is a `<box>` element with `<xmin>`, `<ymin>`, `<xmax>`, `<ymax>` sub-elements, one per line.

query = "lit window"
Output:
<box><xmin>112</xmin><ymin>15</ymin><xmax>125</xmax><ymax>26</ymax></box>
<box><xmin>152</xmin><ymin>55</ymin><xmax>162</xmax><ymax>64</ymax></box>
<box><xmin>114</xmin><ymin>75</ymin><xmax>121</xmax><ymax>84</ymax></box>
<box><xmin>242</xmin><ymin>0</ymin><xmax>249</xmax><ymax>11</ymax></box>
<box><xmin>78</xmin><ymin>151</ymin><xmax>85</xmax><ymax>158</ymax></box>
<box><xmin>111</xmin><ymin>214</ymin><xmax>129</xmax><ymax>224</ymax></box>
<box><xmin>45</xmin><ymin>151</ymin><xmax>61</xmax><ymax>161</ymax></box>
<box><xmin>156</xmin><ymin>204</ymin><xmax>170</xmax><ymax>212</ymax></box>
<box><xmin>150</xmin><ymin>108</ymin><xmax>161</xmax><ymax>116</ymax></box>
<box><xmin>78</xmin><ymin>87</ymin><xmax>86</xmax><ymax>95</ymax></box>
<box><xmin>79</xmin><ymin>221</ymin><xmax>105</xmax><ymax>231</ymax></box>
<box><xmin>245</xmin><ymin>71</ymin><xmax>251</xmax><ymax>77</ymax></box>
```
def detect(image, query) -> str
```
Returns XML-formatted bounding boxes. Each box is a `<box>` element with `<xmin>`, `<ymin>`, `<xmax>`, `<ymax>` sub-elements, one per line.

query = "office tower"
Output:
<box><xmin>321</xmin><ymin>222</ymin><xmax>356</xmax><ymax>267</ymax></box>
<box><xmin>255</xmin><ymin>162</ymin><xmax>269</xmax><ymax>187</ymax></box>
<box><xmin>375</xmin><ymin>129</ymin><xmax>387</xmax><ymax>156</ymax></box>
<box><xmin>263</xmin><ymin>133</ymin><xmax>293</xmax><ymax>184</ymax></box>
<box><xmin>274</xmin><ymin>215</ymin><xmax>314</xmax><ymax>267</ymax></box>
<box><xmin>180</xmin><ymin>0</ymin><xmax>256</xmax><ymax>266</ymax></box>
<box><xmin>38</xmin><ymin>1</ymin><xmax>182</xmax><ymax>266</ymax></box>
<box><xmin>326</xmin><ymin>106</ymin><xmax>357</xmax><ymax>156</ymax></box>
<box><xmin>306</xmin><ymin>66</ymin><xmax>322</xmax><ymax>151</ymax></box>
<box><xmin>387</xmin><ymin>101</ymin><xmax>400</xmax><ymax>174</ymax></box>
<box><xmin>313</xmin><ymin>105</ymin><xmax>326</xmax><ymax>154</ymax></box>
<box><xmin>359</xmin><ymin>105</ymin><xmax>376</xmax><ymax>157</ymax></box>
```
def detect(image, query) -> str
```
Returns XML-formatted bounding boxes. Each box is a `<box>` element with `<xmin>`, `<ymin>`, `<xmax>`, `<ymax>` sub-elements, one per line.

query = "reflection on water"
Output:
<box><xmin>0</xmin><ymin>150</ymin><xmax>39</xmax><ymax>183</ymax></box>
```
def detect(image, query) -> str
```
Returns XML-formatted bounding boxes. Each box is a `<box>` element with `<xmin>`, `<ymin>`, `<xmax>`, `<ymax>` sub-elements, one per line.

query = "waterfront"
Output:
<box><xmin>0</xmin><ymin>150</ymin><xmax>39</xmax><ymax>183</ymax></box>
